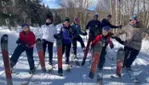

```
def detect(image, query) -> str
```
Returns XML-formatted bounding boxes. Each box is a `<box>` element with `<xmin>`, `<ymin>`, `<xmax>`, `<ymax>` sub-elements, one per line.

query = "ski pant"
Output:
<box><xmin>72</xmin><ymin>36</ymin><xmax>85</xmax><ymax>55</ymax></box>
<box><xmin>123</xmin><ymin>46</ymin><xmax>140</xmax><ymax>68</ymax></box>
<box><xmin>62</xmin><ymin>43</ymin><xmax>71</xmax><ymax>64</ymax></box>
<box><xmin>10</xmin><ymin>45</ymin><xmax>35</xmax><ymax>70</ymax></box>
<box><xmin>42</xmin><ymin>39</ymin><xmax>53</xmax><ymax>65</ymax></box>
<box><xmin>97</xmin><ymin>49</ymin><xmax>106</xmax><ymax>70</ymax></box>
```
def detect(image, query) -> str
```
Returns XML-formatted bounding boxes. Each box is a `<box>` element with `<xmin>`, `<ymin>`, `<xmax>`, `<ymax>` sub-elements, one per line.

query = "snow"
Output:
<box><xmin>0</xmin><ymin>26</ymin><xmax>149</xmax><ymax>85</ymax></box>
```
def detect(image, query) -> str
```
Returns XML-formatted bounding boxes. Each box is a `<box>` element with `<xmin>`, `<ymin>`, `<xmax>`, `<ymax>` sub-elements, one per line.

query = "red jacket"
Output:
<box><xmin>92</xmin><ymin>34</ymin><xmax>112</xmax><ymax>45</ymax></box>
<box><xmin>19</xmin><ymin>31</ymin><xmax>36</xmax><ymax>48</ymax></box>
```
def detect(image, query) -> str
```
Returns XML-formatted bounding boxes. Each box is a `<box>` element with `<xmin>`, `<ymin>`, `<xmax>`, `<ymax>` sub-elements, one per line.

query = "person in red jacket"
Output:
<box><xmin>10</xmin><ymin>24</ymin><xmax>36</xmax><ymax>74</ymax></box>
<box><xmin>91</xmin><ymin>26</ymin><xmax>114</xmax><ymax>71</ymax></box>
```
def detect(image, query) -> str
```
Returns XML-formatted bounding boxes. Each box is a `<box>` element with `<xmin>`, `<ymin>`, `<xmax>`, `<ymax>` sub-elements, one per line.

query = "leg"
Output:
<box><xmin>78</xmin><ymin>36</ymin><xmax>85</xmax><ymax>49</ymax></box>
<box><xmin>123</xmin><ymin>47</ymin><xmax>130</xmax><ymax>67</ymax></box>
<box><xmin>42</xmin><ymin>39</ymin><xmax>47</xmax><ymax>57</ymax></box>
<box><xmin>97</xmin><ymin>50</ymin><xmax>106</xmax><ymax>70</ymax></box>
<box><xmin>65</xmin><ymin>44</ymin><xmax>71</xmax><ymax>64</ymax></box>
<box><xmin>26</xmin><ymin>47</ymin><xmax>35</xmax><ymax>70</ymax></box>
<box><xmin>62</xmin><ymin>42</ymin><xmax>65</xmax><ymax>55</ymax></box>
<box><xmin>72</xmin><ymin>38</ymin><xmax>77</xmax><ymax>55</ymax></box>
<box><xmin>10</xmin><ymin>45</ymin><xmax>24</xmax><ymax>67</ymax></box>
<box><xmin>125</xmin><ymin>48</ymin><xmax>140</xmax><ymax>68</ymax></box>
<box><xmin>47</xmin><ymin>41</ymin><xmax>53</xmax><ymax>65</ymax></box>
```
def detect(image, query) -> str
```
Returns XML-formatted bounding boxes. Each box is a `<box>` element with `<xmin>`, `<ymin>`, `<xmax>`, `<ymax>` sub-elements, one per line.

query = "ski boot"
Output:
<box><xmin>89</xmin><ymin>72</ymin><xmax>94</xmax><ymax>79</ymax></box>
<box><xmin>29</xmin><ymin>68</ymin><xmax>35</xmax><ymax>74</ymax></box>
<box><xmin>58</xmin><ymin>68</ymin><xmax>63</xmax><ymax>76</ymax></box>
<box><xmin>46</xmin><ymin>64</ymin><xmax>53</xmax><ymax>72</ymax></box>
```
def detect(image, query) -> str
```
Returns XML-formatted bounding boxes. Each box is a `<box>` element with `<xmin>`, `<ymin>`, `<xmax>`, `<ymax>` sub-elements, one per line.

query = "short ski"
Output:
<box><xmin>89</xmin><ymin>41</ymin><xmax>103</xmax><ymax>79</ymax></box>
<box><xmin>115</xmin><ymin>47</ymin><xmax>125</xmax><ymax>77</ymax></box>
<box><xmin>36</xmin><ymin>38</ymin><xmax>46</xmax><ymax>72</ymax></box>
<box><xmin>1</xmin><ymin>34</ymin><xmax>13</xmax><ymax>85</ymax></box>
<box><xmin>56</xmin><ymin>36</ymin><xmax>63</xmax><ymax>76</ymax></box>
<box><xmin>81</xmin><ymin>39</ymin><xmax>92</xmax><ymax>66</ymax></box>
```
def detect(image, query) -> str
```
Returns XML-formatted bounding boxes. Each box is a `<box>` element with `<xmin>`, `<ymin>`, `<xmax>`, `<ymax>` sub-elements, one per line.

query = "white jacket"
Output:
<box><xmin>41</xmin><ymin>24</ymin><xmax>57</xmax><ymax>43</ymax></box>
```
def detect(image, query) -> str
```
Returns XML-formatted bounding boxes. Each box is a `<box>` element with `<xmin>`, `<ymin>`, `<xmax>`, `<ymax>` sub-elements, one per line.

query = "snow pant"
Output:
<box><xmin>97</xmin><ymin>49</ymin><xmax>106</xmax><ymax>70</ymax></box>
<box><xmin>62</xmin><ymin>43</ymin><xmax>71</xmax><ymax>64</ymax></box>
<box><xmin>42</xmin><ymin>39</ymin><xmax>53</xmax><ymax>65</ymax></box>
<box><xmin>10</xmin><ymin>45</ymin><xmax>35</xmax><ymax>70</ymax></box>
<box><xmin>123</xmin><ymin>46</ymin><xmax>140</xmax><ymax>68</ymax></box>
<box><xmin>72</xmin><ymin>36</ymin><xmax>85</xmax><ymax>55</ymax></box>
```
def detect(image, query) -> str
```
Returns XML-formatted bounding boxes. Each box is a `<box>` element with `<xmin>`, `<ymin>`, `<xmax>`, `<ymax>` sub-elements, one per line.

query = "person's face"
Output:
<box><xmin>130</xmin><ymin>19</ymin><xmax>137</xmax><ymax>25</ymax></box>
<box><xmin>74</xmin><ymin>19</ymin><xmax>79</xmax><ymax>24</ymax></box>
<box><xmin>93</xmin><ymin>16</ymin><xmax>98</xmax><ymax>20</ymax></box>
<box><xmin>107</xmin><ymin>16</ymin><xmax>112</xmax><ymax>21</ymax></box>
<box><xmin>63</xmin><ymin>21</ymin><xmax>70</xmax><ymax>27</ymax></box>
<box><xmin>46</xmin><ymin>19</ymin><xmax>52</xmax><ymax>23</ymax></box>
<box><xmin>23</xmin><ymin>26</ymin><xmax>29</xmax><ymax>32</ymax></box>
<box><xmin>102</xmin><ymin>30</ymin><xmax>109</xmax><ymax>36</ymax></box>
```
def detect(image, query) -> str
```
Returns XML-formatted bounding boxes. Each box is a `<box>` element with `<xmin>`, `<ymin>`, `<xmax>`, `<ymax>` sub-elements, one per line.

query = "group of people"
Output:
<box><xmin>9</xmin><ymin>13</ymin><xmax>148</xmax><ymax>76</ymax></box>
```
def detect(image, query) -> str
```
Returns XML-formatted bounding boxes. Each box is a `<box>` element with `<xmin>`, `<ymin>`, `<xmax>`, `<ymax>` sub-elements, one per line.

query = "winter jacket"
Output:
<box><xmin>71</xmin><ymin>23</ymin><xmax>84</xmax><ymax>38</ymax></box>
<box><xmin>86</xmin><ymin>20</ymin><xmax>102</xmax><ymax>36</ymax></box>
<box><xmin>92</xmin><ymin>34</ymin><xmax>112</xmax><ymax>51</ymax></box>
<box><xmin>60</xmin><ymin>25</ymin><xmax>73</xmax><ymax>44</ymax></box>
<box><xmin>41</xmin><ymin>24</ymin><xmax>57</xmax><ymax>43</ymax></box>
<box><xmin>115</xmin><ymin>24</ymin><xmax>145</xmax><ymax>50</ymax></box>
<box><xmin>19</xmin><ymin>31</ymin><xmax>36</xmax><ymax>48</ymax></box>
<box><xmin>101</xmin><ymin>18</ymin><xmax>120</xmax><ymax>28</ymax></box>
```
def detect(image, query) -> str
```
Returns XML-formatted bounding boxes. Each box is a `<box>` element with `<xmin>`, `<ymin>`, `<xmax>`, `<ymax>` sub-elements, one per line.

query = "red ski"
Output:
<box><xmin>81</xmin><ymin>39</ymin><xmax>92</xmax><ymax>66</ymax></box>
<box><xmin>89</xmin><ymin>41</ymin><xmax>103</xmax><ymax>79</ymax></box>
<box><xmin>1</xmin><ymin>34</ymin><xmax>13</xmax><ymax>85</ymax></box>
<box><xmin>56</xmin><ymin>37</ymin><xmax>63</xmax><ymax>76</ymax></box>
<box><xmin>115</xmin><ymin>48</ymin><xmax>125</xmax><ymax>77</ymax></box>
<box><xmin>36</xmin><ymin>38</ymin><xmax>46</xmax><ymax>72</ymax></box>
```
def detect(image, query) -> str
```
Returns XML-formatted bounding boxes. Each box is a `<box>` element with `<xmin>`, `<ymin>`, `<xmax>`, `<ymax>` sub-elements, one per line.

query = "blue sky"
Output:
<box><xmin>41</xmin><ymin>0</ymin><xmax>96</xmax><ymax>10</ymax></box>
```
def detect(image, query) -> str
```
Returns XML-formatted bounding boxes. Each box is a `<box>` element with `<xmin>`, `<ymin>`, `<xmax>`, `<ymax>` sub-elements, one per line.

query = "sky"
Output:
<box><xmin>41</xmin><ymin>0</ymin><xmax>97</xmax><ymax>10</ymax></box>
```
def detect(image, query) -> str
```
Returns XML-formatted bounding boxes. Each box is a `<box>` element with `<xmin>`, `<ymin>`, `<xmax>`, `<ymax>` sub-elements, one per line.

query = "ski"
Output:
<box><xmin>96</xmin><ymin>70</ymin><xmax>103</xmax><ymax>85</ymax></box>
<box><xmin>56</xmin><ymin>35</ymin><xmax>63</xmax><ymax>76</ymax></box>
<box><xmin>36</xmin><ymin>38</ymin><xmax>46</xmax><ymax>72</ymax></box>
<box><xmin>89</xmin><ymin>41</ymin><xmax>103</xmax><ymax>79</ymax></box>
<box><xmin>81</xmin><ymin>39</ymin><xmax>91</xmax><ymax>66</ymax></box>
<box><xmin>1</xmin><ymin>34</ymin><xmax>13</xmax><ymax>85</ymax></box>
<box><xmin>115</xmin><ymin>47</ymin><xmax>125</xmax><ymax>78</ymax></box>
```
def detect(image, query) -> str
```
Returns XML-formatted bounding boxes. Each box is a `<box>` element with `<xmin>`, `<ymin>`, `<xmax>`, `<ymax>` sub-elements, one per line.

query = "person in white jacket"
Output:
<box><xmin>41</xmin><ymin>17</ymin><xmax>56</xmax><ymax>66</ymax></box>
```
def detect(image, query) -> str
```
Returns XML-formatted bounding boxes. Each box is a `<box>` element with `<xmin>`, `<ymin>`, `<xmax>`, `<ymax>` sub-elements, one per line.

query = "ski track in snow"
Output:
<box><xmin>0</xmin><ymin>26</ymin><xmax>149</xmax><ymax>85</ymax></box>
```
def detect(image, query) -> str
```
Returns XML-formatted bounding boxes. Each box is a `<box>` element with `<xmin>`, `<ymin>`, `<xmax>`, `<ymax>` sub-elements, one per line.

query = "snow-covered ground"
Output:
<box><xmin>0</xmin><ymin>26</ymin><xmax>149</xmax><ymax>85</ymax></box>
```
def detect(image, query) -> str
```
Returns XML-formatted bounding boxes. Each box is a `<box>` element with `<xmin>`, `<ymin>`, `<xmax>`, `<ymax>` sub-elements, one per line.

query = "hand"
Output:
<box><xmin>110</xmin><ymin>43</ymin><xmax>114</xmax><ymax>49</ymax></box>
<box><xmin>119</xmin><ymin>25</ymin><xmax>122</xmax><ymax>28</ymax></box>
<box><xmin>54</xmin><ymin>34</ymin><xmax>62</xmax><ymax>39</ymax></box>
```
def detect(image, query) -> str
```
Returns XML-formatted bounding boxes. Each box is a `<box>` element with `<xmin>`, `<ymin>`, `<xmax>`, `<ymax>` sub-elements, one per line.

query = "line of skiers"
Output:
<box><xmin>9</xmin><ymin>13</ymin><xmax>149</xmax><ymax>75</ymax></box>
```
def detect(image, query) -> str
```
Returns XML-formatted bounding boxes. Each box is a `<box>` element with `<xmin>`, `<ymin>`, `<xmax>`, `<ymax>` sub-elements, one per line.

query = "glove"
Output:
<box><xmin>110</xmin><ymin>43</ymin><xmax>114</xmax><ymax>49</ymax></box>
<box><xmin>119</xmin><ymin>25</ymin><xmax>122</xmax><ymax>29</ymax></box>
<box><xmin>54</xmin><ymin>34</ymin><xmax>62</xmax><ymax>39</ymax></box>
<box><xmin>16</xmin><ymin>39</ymin><xmax>21</xmax><ymax>44</ymax></box>
<box><xmin>82</xmin><ymin>31</ymin><xmax>87</xmax><ymax>36</ymax></box>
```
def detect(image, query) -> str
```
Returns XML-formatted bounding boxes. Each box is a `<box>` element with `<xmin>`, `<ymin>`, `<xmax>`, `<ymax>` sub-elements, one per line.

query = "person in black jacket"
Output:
<box><xmin>101</xmin><ymin>14</ymin><xmax>122</xmax><ymax>28</ymax></box>
<box><xmin>85</xmin><ymin>13</ymin><xmax>102</xmax><ymax>49</ymax></box>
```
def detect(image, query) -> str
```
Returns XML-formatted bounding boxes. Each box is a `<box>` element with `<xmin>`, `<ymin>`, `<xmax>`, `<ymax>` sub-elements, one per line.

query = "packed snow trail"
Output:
<box><xmin>0</xmin><ymin>27</ymin><xmax>149</xmax><ymax>85</ymax></box>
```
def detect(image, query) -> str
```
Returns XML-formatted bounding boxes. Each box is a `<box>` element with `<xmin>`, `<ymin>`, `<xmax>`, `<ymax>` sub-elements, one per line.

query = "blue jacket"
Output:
<box><xmin>61</xmin><ymin>25</ymin><xmax>72</xmax><ymax>44</ymax></box>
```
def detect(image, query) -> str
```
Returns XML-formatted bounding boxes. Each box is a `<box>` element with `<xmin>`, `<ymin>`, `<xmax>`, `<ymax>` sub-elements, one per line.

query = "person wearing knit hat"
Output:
<box><xmin>89</xmin><ymin>26</ymin><xmax>114</xmax><ymax>78</ymax></box>
<box><xmin>82</xmin><ymin>13</ymin><xmax>102</xmax><ymax>66</ymax></box>
<box><xmin>41</xmin><ymin>14</ymin><xmax>56</xmax><ymax>71</ymax></box>
<box><xmin>101</xmin><ymin>14</ymin><xmax>122</xmax><ymax>29</ymax></box>
<box><xmin>10</xmin><ymin>23</ymin><xmax>36</xmax><ymax>74</ymax></box>
<box><xmin>71</xmin><ymin>16</ymin><xmax>87</xmax><ymax>60</ymax></box>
